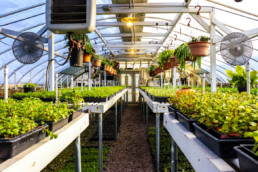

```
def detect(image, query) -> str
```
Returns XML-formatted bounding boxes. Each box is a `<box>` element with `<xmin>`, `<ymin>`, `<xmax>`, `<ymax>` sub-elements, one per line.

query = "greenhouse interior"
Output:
<box><xmin>0</xmin><ymin>0</ymin><xmax>258</xmax><ymax>171</ymax></box>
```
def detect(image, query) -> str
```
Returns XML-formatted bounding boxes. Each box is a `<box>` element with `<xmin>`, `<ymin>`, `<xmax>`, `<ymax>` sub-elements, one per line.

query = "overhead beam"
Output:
<box><xmin>97</xmin><ymin>5</ymin><xmax>212</xmax><ymax>15</ymax></box>
<box><xmin>212</xmin><ymin>18</ymin><xmax>232</xmax><ymax>34</ymax></box>
<box><xmin>96</xmin><ymin>21</ymin><xmax>173</xmax><ymax>27</ymax></box>
<box><xmin>94</xmin><ymin>29</ymin><xmax>115</xmax><ymax>56</ymax></box>
<box><xmin>96</xmin><ymin>44</ymin><xmax>163</xmax><ymax>48</ymax></box>
<box><xmin>101</xmin><ymin>32</ymin><xmax>165</xmax><ymax>37</ymax></box>
<box><xmin>190</xmin><ymin>14</ymin><xmax>210</xmax><ymax>32</ymax></box>
<box><xmin>214</xmin><ymin>28</ymin><xmax>258</xmax><ymax>43</ymax></box>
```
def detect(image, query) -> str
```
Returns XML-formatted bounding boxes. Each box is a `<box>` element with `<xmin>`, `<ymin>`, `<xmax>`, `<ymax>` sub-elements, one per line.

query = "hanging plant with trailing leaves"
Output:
<box><xmin>175</xmin><ymin>43</ymin><xmax>201</xmax><ymax>70</ymax></box>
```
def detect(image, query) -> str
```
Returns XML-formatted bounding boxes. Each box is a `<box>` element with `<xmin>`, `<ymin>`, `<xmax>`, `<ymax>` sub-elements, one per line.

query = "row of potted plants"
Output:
<box><xmin>0</xmin><ymin>98</ymin><xmax>76</xmax><ymax>159</ymax></box>
<box><xmin>149</xmin><ymin>36</ymin><xmax>210</xmax><ymax>76</ymax></box>
<box><xmin>168</xmin><ymin>91</ymin><xmax>258</xmax><ymax>171</ymax></box>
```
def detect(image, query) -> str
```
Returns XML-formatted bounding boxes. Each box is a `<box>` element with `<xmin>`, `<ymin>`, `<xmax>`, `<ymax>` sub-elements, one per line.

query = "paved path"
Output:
<box><xmin>105</xmin><ymin>104</ymin><xmax>154</xmax><ymax>172</ymax></box>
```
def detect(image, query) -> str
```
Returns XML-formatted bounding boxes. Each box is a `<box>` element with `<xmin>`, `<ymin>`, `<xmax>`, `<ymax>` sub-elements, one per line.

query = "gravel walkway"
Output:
<box><xmin>104</xmin><ymin>104</ymin><xmax>154</xmax><ymax>172</ymax></box>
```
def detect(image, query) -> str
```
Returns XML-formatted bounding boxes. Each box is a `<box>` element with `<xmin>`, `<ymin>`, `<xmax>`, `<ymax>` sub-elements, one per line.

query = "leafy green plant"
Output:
<box><xmin>23</xmin><ymin>83</ymin><xmax>36</xmax><ymax>89</ymax></box>
<box><xmin>157</xmin><ymin>49</ymin><xmax>174</xmax><ymax>68</ymax></box>
<box><xmin>148</xmin><ymin>65</ymin><xmax>156</xmax><ymax>74</ymax></box>
<box><xmin>226</xmin><ymin>65</ymin><xmax>258</xmax><ymax>88</ymax></box>
<box><xmin>60</xmin><ymin>89</ymin><xmax>84</xmax><ymax>110</ymax></box>
<box><xmin>91</xmin><ymin>54</ymin><xmax>103</xmax><ymax>60</ymax></box>
<box><xmin>101</xmin><ymin>58</ymin><xmax>114</xmax><ymax>67</ymax></box>
<box><xmin>175</xmin><ymin>43</ymin><xmax>201</xmax><ymax>70</ymax></box>
<box><xmin>191</xmin><ymin>36</ymin><xmax>210</xmax><ymax>42</ymax></box>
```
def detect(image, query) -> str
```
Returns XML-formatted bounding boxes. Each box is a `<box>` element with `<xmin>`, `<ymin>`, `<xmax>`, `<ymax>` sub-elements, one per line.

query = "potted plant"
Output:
<box><xmin>23</xmin><ymin>83</ymin><xmax>36</xmax><ymax>93</ymax></box>
<box><xmin>102</xmin><ymin>58</ymin><xmax>113</xmax><ymax>72</ymax></box>
<box><xmin>83</xmin><ymin>35</ymin><xmax>95</xmax><ymax>63</ymax></box>
<box><xmin>188</xmin><ymin>36</ymin><xmax>210</xmax><ymax>56</ymax></box>
<box><xmin>175</xmin><ymin>43</ymin><xmax>201</xmax><ymax>70</ymax></box>
<box><xmin>234</xmin><ymin>132</ymin><xmax>258</xmax><ymax>172</ymax></box>
<box><xmin>176</xmin><ymin>86</ymin><xmax>195</xmax><ymax>95</ymax></box>
<box><xmin>91</xmin><ymin>54</ymin><xmax>103</xmax><ymax>67</ymax></box>
<box><xmin>226</xmin><ymin>65</ymin><xmax>258</xmax><ymax>93</ymax></box>
<box><xmin>157</xmin><ymin>49</ymin><xmax>175</xmax><ymax>70</ymax></box>
<box><xmin>149</xmin><ymin>65</ymin><xmax>156</xmax><ymax>76</ymax></box>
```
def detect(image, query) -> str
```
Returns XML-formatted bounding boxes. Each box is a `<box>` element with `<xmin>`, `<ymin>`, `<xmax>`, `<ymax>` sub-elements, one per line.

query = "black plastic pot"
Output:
<box><xmin>168</xmin><ymin>107</ymin><xmax>178</xmax><ymax>119</ymax></box>
<box><xmin>177</xmin><ymin>112</ymin><xmax>198</xmax><ymax>132</ymax></box>
<box><xmin>68</xmin><ymin>110</ymin><xmax>82</xmax><ymax>122</ymax></box>
<box><xmin>46</xmin><ymin>118</ymin><xmax>69</xmax><ymax>132</ymax></box>
<box><xmin>238</xmin><ymin>86</ymin><xmax>247</xmax><ymax>93</ymax></box>
<box><xmin>234</xmin><ymin>144</ymin><xmax>258</xmax><ymax>172</ymax></box>
<box><xmin>70</xmin><ymin>46</ymin><xmax>83</xmax><ymax>67</ymax></box>
<box><xmin>151</xmin><ymin>95</ymin><xmax>168</xmax><ymax>103</ymax></box>
<box><xmin>24</xmin><ymin>87</ymin><xmax>35</xmax><ymax>93</ymax></box>
<box><xmin>193</xmin><ymin>123</ymin><xmax>255</xmax><ymax>158</ymax></box>
<box><xmin>0</xmin><ymin>125</ymin><xmax>48</xmax><ymax>159</ymax></box>
<box><xmin>83</xmin><ymin>97</ymin><xmax>108</xmax><ymax>102</ymax></box>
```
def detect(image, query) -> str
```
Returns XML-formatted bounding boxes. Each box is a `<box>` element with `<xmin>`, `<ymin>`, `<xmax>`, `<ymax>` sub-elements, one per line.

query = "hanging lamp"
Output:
<box><xmin>121</xmin><ymin>14</ymin><xmax>139</xmax><ymax>26</ymax></box>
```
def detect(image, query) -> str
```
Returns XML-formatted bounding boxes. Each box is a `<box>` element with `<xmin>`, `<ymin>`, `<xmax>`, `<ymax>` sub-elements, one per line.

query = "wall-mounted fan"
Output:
<box><xmin>220</xmin><ymin>32</ymin><xmax>253</xmax><ymax>66</ymax></box>
<box><xmin>12</xmin><ymin>32</ymin><xmax>44</xmax><ymax>64</ymax></box>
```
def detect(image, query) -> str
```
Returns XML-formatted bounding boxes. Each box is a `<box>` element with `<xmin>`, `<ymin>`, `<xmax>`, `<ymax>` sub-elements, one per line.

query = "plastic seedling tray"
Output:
<box><xmin>68</xmin><ymin>109</ymin><xmax>82</xmax><ymax>122</ymax></box>
<box><xmin>177</xmin><ymin>112</ymin><xmax>198</xmax><ymax>132</ymax></box>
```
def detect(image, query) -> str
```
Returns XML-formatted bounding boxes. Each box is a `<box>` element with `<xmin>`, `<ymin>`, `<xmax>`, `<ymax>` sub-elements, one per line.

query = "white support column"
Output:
<box><xmin>30</xmin><ymin>72</ymin><xmax>32</xmax><ymax>83</ymax></box>
<box><xmin>89</xmin><ymin>62</ymin><xmax>92</xmax><ymax>90</ymax></box>
<box><xmin>48</xmin><ymin>31</ymin><xmax>55</xmax><ymax>91</ymax></box>
<box><xmin>14</xmin><ymin>71</ymin><xmax>17</xmax><ymax>90</ymax></box>
<box><xmin>81</xmin><ymin>75</ymin><xmax>83</xmax><ymax>91</ymax></box>
<box><xmin>43</xmin><ymin>73</ymin><xmax>46</xmax><ymax>90</ymax></box>
<box><xmin>4</xmin><ymin>65</ymin><xmax>8</xmax><ymax>100</ymax></box>
<box><xmin>71</xmin><ymin>75</ymin><xmax>74</xmax><ymax>89</ymax></box>
<box><xmin>202</xmin><ymin>73</ymin><xmax>206</xmax><ymax>93</ymax></box>
<box><xmin>210</xmin><ymin>8</ymin><xmax>217</xmax><ymax>92</ymax></box>
<box><xmin>246</xmin><ymin>63</ymin><xmax>250</xmax><ymax>95</ymax></box>
<box><xmin>173</xmin><ymin>67</ymin><xmax>176</xmax><ymax>89</ymax></box>
<box><xmin>55</xmin><ymin>73</ymin><xmax>58</xmax><ymax>104</ymax></box>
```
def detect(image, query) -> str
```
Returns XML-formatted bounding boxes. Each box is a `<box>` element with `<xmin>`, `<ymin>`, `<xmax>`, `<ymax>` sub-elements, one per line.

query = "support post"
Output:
<box><xmin>202</xmin><ymin>73</ymin><xmax>206</xmax><ymax>93</ymax></box>
<box><xmin>115</xmin><ymin>101</ymin><xmax>118</xmax><ymax>140</ymax></box>
<box><xmin>220</xmin><ymin>81</ymin><xmax>223</xmax><ymax>88</ymax></box>
<box><xmin>48</xmin><ymin>31</ymin><xmax>55</xmax><ymax>91</ymax></box>
<box><xmin>210</xmin><ymin>8</ymin><xmax>217</xmax><ymax>92</ymax></box>
<box><xmin>75</xmin><ymin>136</ymin><xmax>81</xmax><ymax>172</ymax></box>
<box><xmin>173</xmin><ymin>67</ymin><xmax>176</xmax><ymax>89</ymax></box>
<box><xmin>71</xmin><ymin>75</ymin><xmax>74</xmax><ymax>89</ymax></box>
<box><xmin>104</xmin><ymin>71</ymin><xmax>106</xmax><ymax>87</ymax></box>
<box><xmin>98</xmin><ymin>113</ymin><xmax>103</xmax><ymax>172</ymax></box>
<box><xmin>120</xmin><ymin>97</ymin><xmax>123</xmax><ymax>120</ymax></box>
<box><xmin>14</xmin><ymin>71</ymin><xmax>17</xmax><ymax>90</ymax></box>
<box><xmin>55</xmin><ymin>73</ymin><xmax>58</xmax><ymax>104</ymax></box>
<box><xmin>89</xmin><ymin>62</ymin><xmax>92</xmax><ymax>90</ymax></box>
<box><xmin>156</xmin><ymin>113</ymin><xmax>160</xmax><ymax>172</ymax></box>
<box><xmin>246</xmin><ymin>62</ymin><xmax>250</xmax><ymax>95</ymax></box>
<box><xmin>4</xmin><ymin>65</ymin><xmax>8</xmax><ymax>100</ymax></box>
<box><xmin>66</xmin><ymin>75</ymin><xmax>69</xmax><ymax>88</ymax></box>
<box><xmin>171</xmin><ymin>137</ymin><xmax>178</xmax><ymax>172</ymax></box>
<box><xmin>43</xmin><ymin>73</ymin><xmax>46</xmax><ymax>90</ymax></box>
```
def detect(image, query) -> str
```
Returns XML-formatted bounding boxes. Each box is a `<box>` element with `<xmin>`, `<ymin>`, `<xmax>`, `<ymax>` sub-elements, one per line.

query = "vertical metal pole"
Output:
<box><xmin>89</xmin><ymin>62</ymin><xmax>92</xmax><ymax>90</ymax></box>
<box><xmin>48</xmin><ymin>31</ymin><xmax>55</xmax><ymax>91</ymax></box>
<box><xmin>146</xmin><ymin>101</ymin><xmax>149</xmax><ymax>134</ymax></box>
<box><xmin>188</xmin><ymin>76</ymin><xmax>190</xmax><ymax>87</ymax></box>
<box><xmin>4</xmin><ymin>65</ymin><xmax>8</xmax><ymax>101</ymax></box>
<box><xmin>123</xmin><ymin>94</ymin><xmax>126</xmax><ymax>110</ymax></box>
<box><xmin>55</xmin><ymin>73</ymin><xmax>58</xmax><ymax>104</ymax></box>
<box><xmin>115</xmin><ymin>101</ymin><xmax>118</xmax><ymax>140</ymax></box>
<box><xmin>247</xmin><ymin>62</ymin><xmax>251</xmax><ymax>95</ymax></box>
<box><xmin>202</xmin><ymin>73</ymin><xmax>206</xmax><ymax>94</ymax></box>
<box><xmin>220</xmin><ymin>81</ymin><xmax>223</xmax><ymax>88</ymax></box>
<box><xmin>156</xmin><ymin>113</ymin><xmax>160</xmax><ymax>172</ymax></box>
<box><xmin>210</xmin><ymin>8</ymin><xmax>217</xmax><ymax>92</ymax></box>
<box><xmin>43</xmin><ymin>73</ymin><xmax>46</xmax><ymax>90</ymax></box>
<box><xmin>14</xmin><ymin>71</ymin><xmax>17</xmax><ymax>90</ymax></box>
<box><xmin>71</xmin><ymin>75</ymin><xmax>74</xmax><ymax>89</ymax></box>
<box><xmin>171</xmin><ymin>137</ymin><xmax>178</xmax><ymax>172</ymax></box>
<box><xmin>104</xmin><ymin>71</ymin><xmax>106</xmax><ymax>87</ymax></box>
<box><xmin>98</xmin><ymin>113</ymin><xmax>103</xmax><ymax>172</ymax></box>
<box><xmin>81</xmin><ymin>75</ymin><xmax>83</xmax><ymax>91</ymax></box>
<box><xmin>173</xmin><ymin>67</ymin><xmax>176</xmax><ymax>89</ymax></box>
<box><xmin>197</xmin><ymin>80</ymin><xmax>199</xmax><ymax>88</ymax></box>
<box><xmin>75</xmin><ymin>136</ymin><xmax>81</xmax><ymax>172</ymax></box>
<box><xmin>161</xmin><ymin>73</ymin><xmax>163</xmax><ymax>88</ymax></box>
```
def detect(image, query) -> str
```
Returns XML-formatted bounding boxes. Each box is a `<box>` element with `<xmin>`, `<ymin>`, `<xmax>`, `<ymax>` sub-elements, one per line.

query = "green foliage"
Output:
<box><xmin>142</xmin><ymin>87</ymin><xmax>176</xmax><ymax>97</ymax></box>
<box><xmin>116</xmin><ymin>68</ymin><xmax>122</xmax><ymax>74</ymax></box>
<box><xmin>191</xmin><ymin>36</ymin><xmax>210</xmax><ymax>42</ymax></box>
<box><xmin>157</xmin><ymin>49</ymin><xmax>174</xmax><ymax>68</ymax></box>
<box><xmin>168</xmin><ymin>91</ymin><xmax>258</xmax><ymax>139</ymax></box>
<box><xmin>91</xmin><ymin>54</ymin><xmax>103</xmax><ymax>60</ymax></box>
<box><xmin>81</xmin><ymin>86</ymin><xmax>126</xmax><ymax>98</ymax></box>
<box><xmin>226</xmin><ymin>65</ymin><xmax>258</xmax><ymax>88</ymax></box>
<box><xmin>60</xmin><ymin>89</ymin><xmax>84</xmax><ymax>111</ymax></box>
<box><xmin>149</xmin><ymin>65</ymin><xmax>157</xmax><ymax>73</ymax></box>
<box><xmin>101</xmin><ymin>58</ymin><xmax>114</xmax><ymax>67</ymax></box>
<box><xmin>23</xmin><ymin>83</ymin><xmax>36</xmax><ymax>89</ymax></box>
<box><xmin>12</xmin><ymin>91</ymin><xmax>55</xmax><ymax>99</ymax></box>
<box><xmin>175</xmin><ymin>43</ymin><xmax>201</xmax><ymax>70</ymax></box>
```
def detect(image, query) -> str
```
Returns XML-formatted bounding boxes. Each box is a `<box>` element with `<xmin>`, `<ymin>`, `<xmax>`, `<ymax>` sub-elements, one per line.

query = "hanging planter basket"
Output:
<box><xmin>163</xmin><ymin>62</ymin><xmax>171</xmax><ymax>70</ymax></box>
<box><xmin>105</xmin><ymin>65</ymin><xmax>111</xmax><ymax>72</ymax></box>
<box><xmin>92</xmin><ymin>60</ymin><xmax>102</xmax><ymax>67</ymax></box>
<box><xmin>83</xmin><ymin>53</ymin><xmax>92</xmax><ymax>63</ymax></box>
<box><xmin>154</xmin><ymin>67</ymin><xmax>163</xmax><ymax>74</ymax></box>
<box><xmin>185</xmin><ymin>56</ymin><xmax>197</xmax><ymax>62</ymax></box>
<box><xmin>169</xmin><ymin>57</ymin><xmax>180</xmax><ymax>67</ymax></box>
<box><xmin>188</xmin><ymin>41</ymin><xmax>210</xmax><ymax>56</ymax></box>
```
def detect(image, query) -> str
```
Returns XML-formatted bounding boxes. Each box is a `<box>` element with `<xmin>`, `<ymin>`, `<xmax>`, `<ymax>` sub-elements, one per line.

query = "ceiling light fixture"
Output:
<box><xmin>121</xmin><ymin>14</ymin><xmax>139</xmax><ymax>27</ymax></box>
